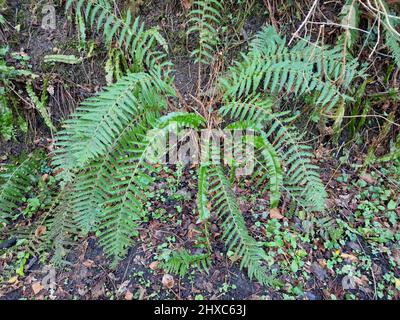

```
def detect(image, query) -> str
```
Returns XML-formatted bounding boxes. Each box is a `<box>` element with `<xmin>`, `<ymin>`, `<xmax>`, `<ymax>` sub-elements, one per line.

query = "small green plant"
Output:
<box><xmin>0</xmin><ymin>46</ymin><xmax>34</xmax><ymax>141</ymax></box>
<box><xmin>43</xmin><ymin>54</ymin><xmax>83</xmax><ymax>65</ymax></box>
<box><xmin>0</xmin><ymin>153</ymin><xmax>41</xmax><ymax>222</ymax></box>
<box><xmin>161</xmin><ymin>249</ymin><xmax>211</xmax><ymax>277</ymax></box>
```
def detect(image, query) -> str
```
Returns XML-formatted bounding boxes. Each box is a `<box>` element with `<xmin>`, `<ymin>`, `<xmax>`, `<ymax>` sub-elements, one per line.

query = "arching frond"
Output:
<box><xmin>0</xmin><ymin>156</ymin><xmax>40</xmax><ymax>222</ymax></box>
<box><xmin>207</xmin><ymin>165</ymin><xmax>272</xmax><ymax>285</ymax></box>
<box><xmin>220</xmin><ymin>26</ymin><xmax>364</xmax><ymax>111</ymax></box>
<box><xmin>52</xmin><ymin>71</ymin><xmax>174</xmax><ymax>172</ymax></box>
<box><xmin>197</xmin><ymin>164</ymin><xmax>211</xmax><ymax>221</ymax></box>
<box><xmin>187</xmin><ymin>0</ymin><xmax>224</xmax><ymax>64</ymax></box>
<box><xmin>96</xmin><ymin>112</ymin><xmax>206</xmax><ymax>262</ymax></box>
<box><xmin>44</xmin><ymin>186</ymin><xmax>79</xmax><ymax>266</ymax></box>
<box><xmin>264</xmin><ymin>112</ymin><xmax>327</xmax><ymax>212</ymax></box>
<box><xmin>67</xmin><ymin>0</ymin><xmax>172</xmax><ymax>73</ymax></box>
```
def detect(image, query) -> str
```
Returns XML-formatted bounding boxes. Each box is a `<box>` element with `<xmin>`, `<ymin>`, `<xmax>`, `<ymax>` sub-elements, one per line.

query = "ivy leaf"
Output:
<box><xmin>387</xmin><ymin>200</ymin><xmax>397</xmax><ymax>211</ymax></box>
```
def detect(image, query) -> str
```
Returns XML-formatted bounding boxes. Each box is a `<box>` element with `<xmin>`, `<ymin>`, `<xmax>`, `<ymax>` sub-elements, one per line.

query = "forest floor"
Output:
<box><xmin>0</xmin><ymin>0</ymin><xmax>399</xmax><ymax>300</ymax></box>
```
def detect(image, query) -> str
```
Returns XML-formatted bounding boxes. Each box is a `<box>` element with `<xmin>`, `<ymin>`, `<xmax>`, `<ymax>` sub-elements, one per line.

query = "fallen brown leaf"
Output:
<box><xmin>360</xmin><ymin>173</ymin><xmax>376</xmax><ymax>185</ymax></box>
<box><xmin>124</xmin><ymin>290</ymin><xmax>134</xmax><ymax>300</ymax></box>
<box><xmin>149</xmin><ymin>261</ymin><xmax>160</xmax><ymax>271</ymax></box>
<box><xmin>181</xmin><ymin>0</ymin><xmax>192</xmax><ymax>10</ymax></box>
<box><xmin>269</xmin><ymin>208</ymin><xmax>284</xmax><ymax>220</ymax></box>
<box><xmin>35</xmin><ymin>225</ymin><xmax>46</xmax><ymax>238</ymax></box>
<box><xmin>82</xmin><ymin>259</ymin><xmax>94</xmax><ymax>268</ymax></box>
<box><xmin>32</xmin><ymin>282</ymin><xmax>44</xmax><ymax>295</ymax></box>
<box><xmin>340</xmin><ymin>253</ymin><xmax>358</xmax><ymax>262</ymax></box>
<box><xmin>8</xmin><ymin>276</ymin><xmax>18</xmax><ymax>284</ymax></box>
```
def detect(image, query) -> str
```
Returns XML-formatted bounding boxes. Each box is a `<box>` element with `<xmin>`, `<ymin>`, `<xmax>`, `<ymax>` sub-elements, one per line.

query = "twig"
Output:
<box><xmin>263</xmin><ymin>0</ymin><xmax>278</xmax><ymax>30</ymax></box>
<box><xmin>322</xmin><ymin>113</ymin><xmax>400</xmax><ymax>128</ymax></box>
<box><xmin>288</xmin><ymin>0</ymin><xmax>319</xmax><ymax>45</ymax></box>
<box><xmin>369</xmin><ymin>11</ymin><xmax>381</xmax><ymax>58</ymax></box>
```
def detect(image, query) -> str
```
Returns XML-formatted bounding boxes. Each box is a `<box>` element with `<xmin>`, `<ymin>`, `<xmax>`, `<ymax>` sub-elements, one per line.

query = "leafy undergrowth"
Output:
<box><xmin>1</xmin><ymin>148</ymin><xmax>399</xmax><ymax>300</ymax></box>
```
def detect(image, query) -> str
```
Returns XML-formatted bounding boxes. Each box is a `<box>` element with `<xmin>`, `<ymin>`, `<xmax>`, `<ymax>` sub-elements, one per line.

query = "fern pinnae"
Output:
<box><xmin>221</xmin><ymin>26</ymin><xmax>362</xmax><ymax>112</ymax></box>
<box><xmin>44</xmin><ymin>186</ymin><xmax>79</xmax><ymax>266</ymax></box>
<box><xmin>188</xmin><ymin>0</ymin><xmax>224</xmax><ymax>65</ymax></box>
<box><xmin>72</xmin><ymin>111</ymin><xmax>158</xmax><ymax>234</ymax></box>
<box><xmin>265</xmin><ymin>112</ymin><xmax>327</xmax><ymax>212</ymax></box>
<box><xmin>98</xmin><ymin>113</ymin><xmax>206</xmax><ymax>262</ymax></box>
<box><xmin>219</xmin><ymin>95</ymin><xmax>274</xmax><ymax>125</ymax></box>
<box><xmin>68</xmin><ymin>0</ymin><xmax>171</xmax><ymax>74</ymax></box>
<box><xmin>225</xmin><ymin>120</ymin><xmax>284</xmax><ymax>209</ymax></box>
<box><xmin>52</xmin><ymin>71</ymin><xmax>172</xmax><ymax>171</ymax></box>
<box><xmin>385</xmin><ymin>27</ymin><xmax>400</xmax><ymax>67</ymax></box>
<box><xmin>0</xmin><ymin>156</ymin><xmax>40</xmax><ymax>222</ymax></box>
<box><xmin>98</xmin><ymin>124</ymin><xmax>156</xmax><ymax>262</ymax></box>
<box><xmin>208</xmin><ymin>165</ymin><xmax>271</xmax><ymax>285</ymax></box>
<box><xmin>222</xmin><ymin>103</ymin><xmax>326</xmax><ymax>212</ymax></box>
<box><xmin>197</xmin><ymin>164</ymin><xmax>211</xmax><ymax>221</ymax></box>
<box><xmin>252</xmin><ymin>135</ymin><xmax>283</xmax><ymax>209</ymax></box>
<box><xmin>161</xmin><ymin>249</ymin><xmax>211</xmax><ymax>277</ymax></box>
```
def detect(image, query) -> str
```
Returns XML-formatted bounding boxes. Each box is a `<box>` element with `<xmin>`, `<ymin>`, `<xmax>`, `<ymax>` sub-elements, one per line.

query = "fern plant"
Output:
<box><xmin>0</xmin><ymin>45</ymin><xmax>36</xmax><ymax>141</ymax></box>
<box><xmin>0</xmin><ymin>154</ymin><xmax>41</xmax><ymax>223</ymax></box>
<box><xmin>188</xmin><ymin>0</ymin><xmax>224</xmax><ymax>65</ymax></box>
<box><xmin>66</xmin><ymin>0</ymin><xmax>172</xmax><ymax>74</ymax></box>
<box><xmin>161</xmin><ymin>249</ymin><xmax>211</xmax><ymax>277</ymax></box>
<box><xmin>1</xmin><ymin>0</ymin><xmax>367</xmax><ymax>285</ymax></box>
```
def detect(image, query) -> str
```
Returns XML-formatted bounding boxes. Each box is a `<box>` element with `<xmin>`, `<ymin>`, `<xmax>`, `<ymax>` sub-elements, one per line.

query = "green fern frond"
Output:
<box><xmin>26</xmin><ymin>82</ymin><xmax>56</xmax><ymax>132</ymax></box>
<box><xmin>158</xmin><ymin>111</ymin><xmax>206</xmax><ymax>129</ymax></box>
<box><xmin>197</xmin><ymin>164</ymin><xmax>211</xmax><ymax>221</ymax></box>
<box><xmin>97</xmin><ymin>121</ymin><xmax>157</xmax><ymax>262</ymax></box>
<box><xmin>221</xmin><ymin>98</ymin><xmax>326</xmax><ymax>212</ymax></box>
<box><xmin>43</xmin><ymin>55</ymin><xmax>83</xmax><ymax>65</ymax></box>
<box><xmin>252</xmin><ymin>135</ymin><xmax>283</xmax><ymax>209</ymax></box>
<box><xmin>207</xmin><ymin>165</ymin><xmax>271</xmax><ymax>285</ymax></box>
<box><xmin>264</xmin><ymin>112</ymin><xmax>327</xmax><ymax>212</ymax></box>
<box><xmin>385</xmin><ymin>30</ymin><xmax>400</xmax><ymax>68</ymax></box>
<box><xmin>0</xmin><ymin>155</ymin><xmax>40</xmax><ymax>222</ymax></box>
<box><xmin>105</xmin><ymin>48</ymin><xmax>127</xmax><ymax>84</ymax></box>
<box><xmin>380</xmin><ymin>1</ymin><xmax>400</xmax><ymax>68</ymax></box>
<box><xmin>225</xmin><ymin>120</ymin><xmax>283</xmax><ymax>209</ymax></box>
<box><xmin>67</xmin><ymin>0</ymin><xmax>171</xmax><ymax>73</ymax></box>
<box><xmin>337</xmin><ymin>0</ymin><xmax>360</xmax><ymax>51</ymax></box>
<box><xmin>188</xmin><ymin>0</ymin><xmax>224</xmax><ymax>64</ymax></box>
<box><xmin>219</xmin><ymin>94</ymin><xmax>274</xmax><ymax>125</ymax></box>
<box><xmin>161</xmin><ymin>249</ymin><xmax>211</xmax><ymax>277</ymax></box>
<box><xmin>71</xmin><ymin>113</ymin><xmax>155</xmax><ymax>234</ymax></box>
<box><xmin>52</xmin><ymin>71</ymin><xmax>174</xmax><ymax>172</ymax></box>
<box><xmin>220</xmin><ymin>26</ymin><xmax>363</xmax><ymax>111</ymax></box>
<box><xmin>97</xmin><ymin>112</ymin><xmax>205</xmax><ymax>263</ymax></box>
<box><xmin>44</xmin><ymin>186</ymin><xmax>79</xmax><ymax>266</ymax></box>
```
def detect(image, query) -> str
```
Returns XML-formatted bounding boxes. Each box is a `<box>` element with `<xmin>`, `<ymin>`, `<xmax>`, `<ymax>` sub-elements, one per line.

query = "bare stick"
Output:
<box><xmin>288</xmin><ymin>0</ymin><xmax>319</xmax><ymax>45</ymax></box>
